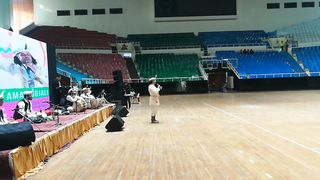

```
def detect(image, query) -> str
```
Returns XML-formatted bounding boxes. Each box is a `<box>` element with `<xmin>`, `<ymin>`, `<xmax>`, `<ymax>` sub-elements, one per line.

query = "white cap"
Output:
<box><xmin>82</xmin><ymin>88</ymin><xmax>88</xmax><ymax>92</ymax></box>
<box><xmin>23</xmin><ymin>91</ymin><xmax>32</xmax><ymax>95</ymax></box>
<box><xmin>149</xmin><ymin>77</ymin><xmax>156</xmax><ymax>82</ymax></box>
<box><xmin>68</xmin><ymin>89</ymin><xmax>74</xmax><ymax>94</ymax></box>
<box><xmin>14</xmin><ymin>44</ymin><xmax>29</xmax><ymax>56</ymax></box>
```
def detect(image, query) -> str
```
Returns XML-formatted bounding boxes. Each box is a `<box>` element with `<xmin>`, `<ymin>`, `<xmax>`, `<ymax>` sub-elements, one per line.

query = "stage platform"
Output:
<box><xmin>0</xmin><ymin>104</ymin><xmax>114</xmax><ymax>180</ymax></box>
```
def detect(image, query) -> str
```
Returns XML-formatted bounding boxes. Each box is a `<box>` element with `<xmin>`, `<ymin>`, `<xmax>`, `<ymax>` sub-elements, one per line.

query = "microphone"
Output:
<box><xmin>156</xmin><ymin>83</ymin><xmax>162</xmax><ymax>89</ymax></box>
<box><xmin>42</xmin><ymin>101</ymin><xmax>51</xmax><ymax>103</ymax></box>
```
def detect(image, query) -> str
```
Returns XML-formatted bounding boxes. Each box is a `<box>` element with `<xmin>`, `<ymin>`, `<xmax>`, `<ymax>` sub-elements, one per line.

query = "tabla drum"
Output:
<box><xmin>90</xmin><ymin>99</ymin><xmax>100</xmax><ymax>109</ymax></box>
<box><xmin>73</xmin><ymin>99</ymin><xmax>87</xmax><ymax>112</ymax></box>
<box><xmin>97</xmin><ymin>98</ymin><xmax>104</xmax><ymax>106</ymax></box>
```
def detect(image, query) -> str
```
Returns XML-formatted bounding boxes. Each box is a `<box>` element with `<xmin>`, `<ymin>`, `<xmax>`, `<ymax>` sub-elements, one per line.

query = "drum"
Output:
<box><xmin>90</xmin><ymin>99</ymin><xmax>100</xmax><ymax>109</ymax></box>
<box><xmin>26</xmin><ymin>116</ymin><xmax>43</xmax><ymax>123</ymax></box>
<box><xmin>97</xmin><ymin>98</ymin><xmax>104</xmax><ymax>106</ymax></box>
<box><xmin>73</xmin><ymin>99</ymin><xmax>87</xmax><ymax>112</ymax></box>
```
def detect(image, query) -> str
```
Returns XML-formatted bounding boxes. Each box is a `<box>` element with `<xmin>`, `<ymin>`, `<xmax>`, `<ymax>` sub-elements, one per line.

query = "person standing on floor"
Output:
<box><xmin>123</xmin><ymin>83</ymin><xmax>132</xmax><ymax>109</ymax></box>
<box><xmin>148</xmin><ymin>77</ymin><xmax>162</xmax><ymax>123</ymax></box>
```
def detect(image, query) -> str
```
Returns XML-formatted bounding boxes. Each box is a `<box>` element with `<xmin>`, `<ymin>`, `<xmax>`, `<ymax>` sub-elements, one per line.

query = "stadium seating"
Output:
<box><xmin>216</xmin><ymin>51</ymin><xmax>305</xmax><ymax>79</ymax></box>
<box><xmin>27</xmin><ymin>26</ymin><xmax>117</xmax><ymax>49</ymax></box>
<box><xmin>199</xmin><ymin>30</ymin><xmax>268</xmax><ymax>47</ymax></box>
<box><xmin>57</xmin><ymin>53</ymin><xmax>130</xmax><ymax>79</ymax></box>
<box><xmin>135</xmin><ymin>53</ymin><xmax>201</xmax><ymax>81</ymax></box>
<box><xmin>56</xmin><ymin>61</ymin><xmax>90</xmax><ymax>82</ymax></box>
<box><xmin>293</xmin><ymin>46</ymin><xmax>320</xmax><ymax>76</ymax></box>
<box><xmin>276</xmin><ymin>17</ymin><xmax>320</xmax><ymax>43</ymax></box>
<box><xmin>127</xmin><ymin>33</ymin><xmax>200</xmax><ymax>49</ymax></box>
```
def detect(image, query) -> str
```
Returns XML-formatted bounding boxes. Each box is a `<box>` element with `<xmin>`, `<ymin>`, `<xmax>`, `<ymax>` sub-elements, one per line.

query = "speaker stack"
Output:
<box><xmin>112</xmin><ymin>105</ymin><xmax>129</xmax><ymax>117</ymax></box>
<box><xmin>105</xmin><ymin>70</ymin><xmax>128</xmax><ymax>132</ymax></box>
<box><xmin>0</xmin><ymin>122</ymin><xmax>36</xmax><ymax>151</ymax></box>
<box><xmin>113</xmin><ymin>70</ymin><xmax>123</xmax><ymax>90</ymax></box>
<box><xmin>105</xmin><ymin>104</ymin><xmax>129</xmax><ymax>132</ymax></box>
<box><xmin>105</xmin><ymin>115</ymin><xmax>125</xmax><ymax>132</ymax></box>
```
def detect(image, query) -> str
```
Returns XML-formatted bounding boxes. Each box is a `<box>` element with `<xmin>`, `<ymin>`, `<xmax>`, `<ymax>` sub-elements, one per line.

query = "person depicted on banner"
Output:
<box><xmin>0</xmin><ymin>44</ymin><xmax>47</xmax><ymax>88</ymax></box>
<box><xmin>13</xmin><ymin>91</ymin><xmax>34</xmax><ymax>120</ymax></box>
<box><xmin>13</xmin><ymin>45</ymin><xmax>46</xmax><ymax>88</ymax></box>
<box><xmin>148</xmin><ymin>77</ymin><xmax>162</xmax><ymax>123</ymax></box>
<box><xmin>0</xmin><ymin>92</ymin><xmax>10</xmax><ymax>125</ymax></box>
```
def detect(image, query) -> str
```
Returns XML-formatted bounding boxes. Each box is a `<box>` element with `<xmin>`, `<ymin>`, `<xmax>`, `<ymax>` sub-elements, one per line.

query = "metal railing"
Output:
<box><xmin>198</xmin><ymin>62</ymin><xmax>208</xmax><ymax>80</ymax></box>
<box><xmin>57</xmin><ymin>68</ymin><xmax>72</xmax><ymax>79</ymax></box>
<box><xmin>207</xmin><ymin>42</ymin><xmax>267</xmax><ymax>48</ymax></box>
<box><xmin>82</xmin><ymin>76</ymin><xmax>206</xmax><ymax>85</ymax></box>
<box><xmin>141</xmin><ymin>45</ymin><xmax>201</xmax><ymax>50</ymax></box>
<box><xmin>239</xmin><ymin>72</ymin><xmax>308</xmax><ymax>79</ymax></box>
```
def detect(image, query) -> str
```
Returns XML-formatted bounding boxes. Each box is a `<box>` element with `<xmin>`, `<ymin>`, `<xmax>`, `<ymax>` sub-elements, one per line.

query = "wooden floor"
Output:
<box><xmin>30</xmin><ymin>91</ymin><xmax>320</xmax><ymax>180</ymax></box>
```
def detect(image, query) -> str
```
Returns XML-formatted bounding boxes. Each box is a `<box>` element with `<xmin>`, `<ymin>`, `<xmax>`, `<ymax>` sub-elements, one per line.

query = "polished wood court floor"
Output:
<box><xmin>30</xmin><ymin>91</ymin><xmax>320</xmax><ymax>180</ymax></box>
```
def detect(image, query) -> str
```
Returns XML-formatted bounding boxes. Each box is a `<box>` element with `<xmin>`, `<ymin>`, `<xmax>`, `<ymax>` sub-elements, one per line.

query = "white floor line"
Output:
<box><xmin>201</xmin><ymin>103</ymin><xmax>315</xmax><ymax>171</ymax></box>
<box><xmin>203</xmin><ymin>102</ymin><xmax>320</xmax><ymax>155</ymax></box>
<box><xmin>265</xmin><ymin>173</ymin><xmax>273</xmax><ymax>179</ymax></box>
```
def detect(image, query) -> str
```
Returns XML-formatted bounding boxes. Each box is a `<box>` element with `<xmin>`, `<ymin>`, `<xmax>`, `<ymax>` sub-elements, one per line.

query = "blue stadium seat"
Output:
<box><xmin>216</xmin><ymin>51</ymin><xmax>305</xmax><ymax>79</ymax></box>
<box><xmin>293</xmin><ymin>46</ymin><xmax>320</xmax><ymax>73</ymax></box>
<box><xmin>276</xmin><ymin>18</ymin><xmax>320</xmax><ymax>43</ymax></box>
<box><xmin>199</xmin><ymin>30</ymin><xmax>268</xmax><ymax>47</ymax></box>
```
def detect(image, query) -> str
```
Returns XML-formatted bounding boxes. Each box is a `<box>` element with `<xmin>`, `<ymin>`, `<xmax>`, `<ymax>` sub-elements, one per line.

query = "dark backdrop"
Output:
<box><xmin>155</xmin><ymin>0</ymin><xmax>237</xmax><ymax>17</ymax></box>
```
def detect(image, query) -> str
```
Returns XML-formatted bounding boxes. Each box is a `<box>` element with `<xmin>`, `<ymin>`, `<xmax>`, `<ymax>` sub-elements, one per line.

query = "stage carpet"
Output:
<box><xmin>0</xmin><ymin>104</ymin><xmax>113</xmax><ymax>180</ymax></box>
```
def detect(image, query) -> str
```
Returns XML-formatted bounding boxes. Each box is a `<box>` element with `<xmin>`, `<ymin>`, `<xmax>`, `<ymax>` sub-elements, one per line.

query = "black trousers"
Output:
<box><xmin>124</xmin><ymin>96</ymin><xmax>131</xmax><ymax>109</ymax></box>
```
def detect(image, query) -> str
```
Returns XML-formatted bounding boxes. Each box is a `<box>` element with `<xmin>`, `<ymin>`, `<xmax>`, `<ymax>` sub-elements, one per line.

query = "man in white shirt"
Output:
<box><xmin>13</xmin><ymin>91</ymin><xmax>33</xmax><ymax>120</ymax></box>
<box><xmin>66</xmin><ymin>89</ymin><xmax>85</xmax><ymax>111</ymax></box>
<box><xmin>0</xmin><ymin>92</ymin><xmax>10</xmax><ymax>125</ymax></box>
<box><xmin>80</xmin><ymin>88</ymin><xmax>95</xmax><ymax>108</ymax></box>
<box><xmin>148</xmin><ymin>78</ymin><xmax>162</xmax><ymax>123</ymax></box>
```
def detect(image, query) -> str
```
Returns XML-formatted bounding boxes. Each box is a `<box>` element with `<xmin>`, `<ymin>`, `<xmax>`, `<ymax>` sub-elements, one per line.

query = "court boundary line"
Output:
<box><xmin>203</xmin><ymin>102</ymin><xmax>320</xmax><ymax>155</ymax></box>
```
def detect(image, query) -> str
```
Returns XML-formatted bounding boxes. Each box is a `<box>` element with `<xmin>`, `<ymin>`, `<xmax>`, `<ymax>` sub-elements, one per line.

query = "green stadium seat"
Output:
<box><xmin>135</xmin><ymin>53</ymin><xmax>201</xmax><ymax>81</ymax></box>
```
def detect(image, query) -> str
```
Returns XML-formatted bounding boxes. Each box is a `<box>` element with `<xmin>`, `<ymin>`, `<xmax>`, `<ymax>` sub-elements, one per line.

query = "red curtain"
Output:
<box><xmin>12</xmin><ymin>0</ymin><xmax>34</xmax><ymax>31</ymax></box>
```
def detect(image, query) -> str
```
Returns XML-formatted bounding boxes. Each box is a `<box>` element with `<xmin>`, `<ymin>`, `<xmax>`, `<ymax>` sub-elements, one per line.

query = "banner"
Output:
<box><xmin>0</xmin><ymin>28</ymin><xmax>49</xmax><ymax>118</ymax></box>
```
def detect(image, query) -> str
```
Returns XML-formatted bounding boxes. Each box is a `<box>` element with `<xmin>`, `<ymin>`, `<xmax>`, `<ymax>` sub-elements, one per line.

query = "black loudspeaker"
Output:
<box><xmin>112</xmin><ymin>105</ymin><xmax>129</xmax><ymax>117</ymax></box>
<box><xmin>113</xmin><ymin>70</ymin><xmax>123</xmax><ymax>82</ymax></box>
<box><xmin>0</xmin><ymin>122</ymin><xmax>36</xmax><ymax>151</ymax></box>
<box><xmin>105</xmin><ymin>115</ymin><xmax>125</xmax><ymax>132</ymax></box>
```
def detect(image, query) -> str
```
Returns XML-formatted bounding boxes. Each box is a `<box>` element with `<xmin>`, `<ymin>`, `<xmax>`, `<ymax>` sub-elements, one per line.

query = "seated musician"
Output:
<box><xmin>0</xmin><ymin>93</ymin><xmax>10</xmax><ymax>125</ymax></box>
<box><xmin>13</xmin><ymin>91</ymin><xmax>34</xmax><ymax>120</ymax></box>
<box><xmin>66</xmin><ymin>89</ymin><xmax>83</xmax><ymax>112</ymax></box>
<box><xmin>80</xmin><ymin>88</ymin><xmax>95</xmax><ymax>108</ymax></box>
<box><xmin>97</xmin><ymin>89</ymin><xmax>109</xmax><ymax>104</ymax></box>
<box><xmin>71</xmin><ymin>81</ymin><xmax>79</xmax><ymax>95</ymax></box>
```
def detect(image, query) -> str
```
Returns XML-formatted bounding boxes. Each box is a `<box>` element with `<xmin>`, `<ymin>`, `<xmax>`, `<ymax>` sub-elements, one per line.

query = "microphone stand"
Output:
<box><xmin>43</xmin><ymin>101</ymin><xmax>62</xmax><ymax>126</ymax></box>
<box><xmin>74</xmin><ymin>101</ymin><xmax>79</xmax><ymax>115</ymax></box>
<box><xmin>50</xmin><ymin>103</ymin><xmax>62</xmax><ymax>126</ymax></box>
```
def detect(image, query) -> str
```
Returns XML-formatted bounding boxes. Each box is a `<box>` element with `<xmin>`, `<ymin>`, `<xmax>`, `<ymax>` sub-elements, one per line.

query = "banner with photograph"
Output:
<box><xmin>0</xmin><ymin>28</ymin><xmax>49</xmax><ymax>118</ymax></box>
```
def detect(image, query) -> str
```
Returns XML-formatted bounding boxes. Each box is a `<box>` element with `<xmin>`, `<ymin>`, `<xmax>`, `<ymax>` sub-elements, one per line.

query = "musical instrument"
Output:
<box><xmin>99</xmin><ymin>97</ymin><xmax>108</xmax><ymax>105</ymax></box>
<box><xmin>26</xmin><ymin>113</ymin><xmax>46</xmax><ymax>123</ymax></box>
<box><xmin>73</xmin><ymin>98</ymin><xmax>87</xmax><ymax>112</ymax></box>
<box><xmin>90</xmin><ymin>98</ymin><xmax>103</xmax><ymax>109</ymax></box>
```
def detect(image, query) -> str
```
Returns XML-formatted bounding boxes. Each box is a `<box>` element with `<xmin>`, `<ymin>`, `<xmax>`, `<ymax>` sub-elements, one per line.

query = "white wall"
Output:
<box><xmin>34</xmin><ymin>0</ymin><xmax>320</xmax><ymax>37</ymax></box>
<box><xmin>0</xmin><ymin>0</ymin><xmax>12</xmax><ymax>29</ymax></box>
